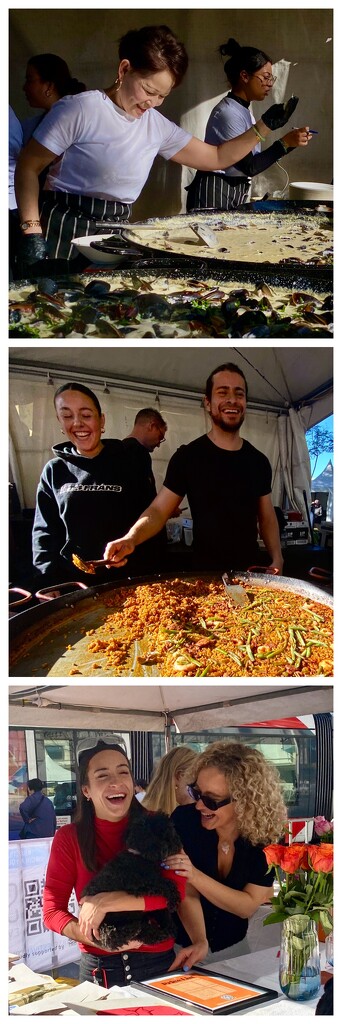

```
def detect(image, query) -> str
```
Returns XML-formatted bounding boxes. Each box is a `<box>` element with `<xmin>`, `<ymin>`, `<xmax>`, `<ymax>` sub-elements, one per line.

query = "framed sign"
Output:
<box><xmin>132</xmin><ymin>969</ymin><xmax>278</xmax><ymax>1014</ymax></box>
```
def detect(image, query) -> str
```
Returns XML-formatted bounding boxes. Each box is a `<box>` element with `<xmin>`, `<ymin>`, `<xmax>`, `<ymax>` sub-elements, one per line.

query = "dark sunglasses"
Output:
<box><xmin>187</xmin><ymin>783</ymin><xmax>234</xmax><ymax>811</ymax></box>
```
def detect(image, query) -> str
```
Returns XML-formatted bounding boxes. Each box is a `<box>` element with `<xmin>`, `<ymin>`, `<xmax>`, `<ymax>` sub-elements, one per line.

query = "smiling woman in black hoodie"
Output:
<box><xmin>32</xmin><ymin>383</ymin><xmax>135</xmax><ymax>586</ymax></box>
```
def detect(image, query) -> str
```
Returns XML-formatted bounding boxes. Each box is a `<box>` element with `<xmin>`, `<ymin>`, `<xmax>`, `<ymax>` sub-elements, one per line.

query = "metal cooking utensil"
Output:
<box><xmin>72</xmin><ymin>553</ymin><xmax>114</xmax><ymax>574</ymax></box>
<box><xmin>222</xmin><ymin>567</ymin><xmax>279</xmax><ymax>605</ymax></box>
<box><xmin>221</xmin><ymin>573</ymin><xmax>250</xmax><ymax>607</ymax></box>
<box><xmin>190</xmin><ymin>222</ymin><xmax>220</xmax><ymax>248</ymax></box>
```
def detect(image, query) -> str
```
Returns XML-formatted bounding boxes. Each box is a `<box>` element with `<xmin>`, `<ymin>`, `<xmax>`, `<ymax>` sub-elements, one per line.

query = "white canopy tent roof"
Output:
<box><xmin>9</xmin><ymin>347</ymin><xmax>333</xmax><ymax>522</ymax></box>
<box><xmin>9</xmin><ymin>347</ymin><xmax>332</xmax><ymax>426</ymax></box>
<box><xmin>9</xmin><ymin>683</ymin><xmax>333</xmax><ymax>733</ymax></box>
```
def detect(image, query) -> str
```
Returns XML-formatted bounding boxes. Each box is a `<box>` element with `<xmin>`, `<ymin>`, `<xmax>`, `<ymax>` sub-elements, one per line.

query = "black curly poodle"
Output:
<box><xmin>81</xmin><ymin>811</ymin><xmax>183</xmax><ymax>949</ymax></box>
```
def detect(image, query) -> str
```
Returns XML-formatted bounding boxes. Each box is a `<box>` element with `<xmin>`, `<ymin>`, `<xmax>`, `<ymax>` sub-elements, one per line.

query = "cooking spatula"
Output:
<box><xmin>72</xmin><ymin>553</ymin><xmax>114</xmax><ymax>574</ymax></box>
<box><xmin>222</xmin><ymin>573</ymin><xmax>250</xmax><ymax>607</ymax></box>
<box><xmin>190</xmin><ymin>222</ymin><xmax>220</xmax><ymax>247</ymax></box>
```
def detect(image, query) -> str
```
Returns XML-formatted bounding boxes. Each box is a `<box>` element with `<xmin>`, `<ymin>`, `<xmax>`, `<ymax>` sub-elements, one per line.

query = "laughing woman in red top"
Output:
<box><xmin>43</xmin><ymin>738</ymin><xmax>207</xmax><ymax>987</ymax></box>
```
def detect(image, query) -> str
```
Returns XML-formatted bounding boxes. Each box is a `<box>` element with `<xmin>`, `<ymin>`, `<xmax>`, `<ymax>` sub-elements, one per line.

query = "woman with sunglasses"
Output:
<box><xmin>42</xmin><ymin>738</ymin><xmax>208</xmax><ymax>988</ymax></box>
<box><xmin>186</xmin><ymin>37</ymin><xmax>311</xmax><ymax>211</ymax></box>
<box><xmin>167</xmin><ymin>741</ymin><xmax>286</xmax><ymax>964</ymax></box>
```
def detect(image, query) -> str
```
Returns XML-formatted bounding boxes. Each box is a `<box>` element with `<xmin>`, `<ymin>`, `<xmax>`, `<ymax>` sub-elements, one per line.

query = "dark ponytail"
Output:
<box><xmin>218</xmin><ymin>37</ymin><xmax>272</xmax><ymax>88</ymax></box>
<box><xmin>27</xmin><ymin>54</ymin><xmax>86</xmax><ymax>98</ymax></box>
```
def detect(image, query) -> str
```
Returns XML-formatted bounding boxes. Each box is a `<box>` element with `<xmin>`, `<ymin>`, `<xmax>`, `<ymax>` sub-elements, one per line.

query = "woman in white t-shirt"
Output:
<box><xmin>186</xmin><ymin>37</ymin><xmax>312</xmax><ymax>212</ymax></box>
<box><xmin>15</xmin><ymin>25</ymin><xmax>298</xmax><ymax>263</ymax></box>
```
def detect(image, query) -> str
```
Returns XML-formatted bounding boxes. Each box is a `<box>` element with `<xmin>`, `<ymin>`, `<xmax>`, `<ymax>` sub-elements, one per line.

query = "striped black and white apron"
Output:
<box><xmin>185</xmin><ymin>171</ymin><xmax>251</xmax><ymax>212</ymax></box>
<box><xmin>39</xmin><ymin>192</ymin><xmax>132</xmax><ymax>260</ymax></box>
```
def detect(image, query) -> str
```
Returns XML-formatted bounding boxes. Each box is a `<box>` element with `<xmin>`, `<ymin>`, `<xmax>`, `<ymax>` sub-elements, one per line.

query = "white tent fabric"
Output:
<box><xmin>277</xmin><ymin>408</ymin><xmax>312</xmax><ymax>523</ymax></box>
<box><xmin>8</xmin><ymin>684</ymin><xmax>333</xmax><ymax>733</ymax></box>
<box><xmin>9</xmin><ymin>347</ymin><xmax>332</xmax><ymax>511</ymax></box>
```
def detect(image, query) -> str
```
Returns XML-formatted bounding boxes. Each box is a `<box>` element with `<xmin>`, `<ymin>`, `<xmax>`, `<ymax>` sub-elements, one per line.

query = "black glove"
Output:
<box><xmin>20</xmin><ymin>233</ymin><xmax>49</xmax><ymax>266</ymax></box>
<box><xmin>262</xmin><ymin>96</ymin><xmax>299</xmax><ymax>130</ymax></box>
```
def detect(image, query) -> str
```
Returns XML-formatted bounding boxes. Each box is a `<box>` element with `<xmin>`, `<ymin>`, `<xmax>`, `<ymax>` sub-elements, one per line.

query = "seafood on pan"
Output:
<box><xmin>66</xmin><ymin>577</ymin><xmax>333</xmax><ymax>678</ymax></box>
<box><xmin>123</xmin><ymin>210</ymin><xmax>333</xmax><ymax>265</ymax></box>
<box><xmin>9</xmin><ymin>272</ymin><xmax>333</xmax><ymax>339</ymax></box>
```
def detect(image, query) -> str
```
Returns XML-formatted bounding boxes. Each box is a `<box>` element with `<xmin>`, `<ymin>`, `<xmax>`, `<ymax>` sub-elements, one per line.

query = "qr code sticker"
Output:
<box><xmin>24</xmin><ymin>876</ymin><xmax>47</xmax><ymax>936</ymax></box>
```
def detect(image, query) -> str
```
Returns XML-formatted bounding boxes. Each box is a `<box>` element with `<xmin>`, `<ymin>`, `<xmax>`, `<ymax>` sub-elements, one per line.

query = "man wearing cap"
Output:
<box><xmin>103</xmin><ymin>363</ymin><xmax>283</xmax><ymax>574</ymax></box>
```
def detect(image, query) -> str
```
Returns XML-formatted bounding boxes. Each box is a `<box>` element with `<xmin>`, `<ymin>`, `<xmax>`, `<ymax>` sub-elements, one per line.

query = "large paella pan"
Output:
<box><xmin>9</xmin><ymin>572</ymin><xmax>333</xmax><ymax>679</ymax></box>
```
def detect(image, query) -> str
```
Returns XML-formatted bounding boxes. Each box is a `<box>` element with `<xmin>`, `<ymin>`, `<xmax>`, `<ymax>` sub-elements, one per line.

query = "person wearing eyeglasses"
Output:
<box><xmin>186</xmin><ymin>37</ymin><xmax>312</xmax><ymax>211</ymax></box>
<box><xmin>42</xmin><ymin>737</ymin><xmax>208</xmax><ymax>988</ymax></box>
<box><xmin>165</xmin><ymin>741</ymin><xmax>287</xmax><ymax>965</ymax></box>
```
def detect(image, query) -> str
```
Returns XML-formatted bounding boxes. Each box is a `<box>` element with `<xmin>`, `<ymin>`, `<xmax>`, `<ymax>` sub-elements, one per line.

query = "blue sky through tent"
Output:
<box><xmin>306</xmin><ymin>415</ymin><xmax>333</xmax><ymax>479</ymax></box>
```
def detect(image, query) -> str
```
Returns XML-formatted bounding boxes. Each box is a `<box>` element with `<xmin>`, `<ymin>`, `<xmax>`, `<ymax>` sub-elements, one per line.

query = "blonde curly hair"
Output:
<box><xmin>193</xmin><ymin>740</ymin><xmax>287</xmax><ymax>845</ymax></box>
<box><xmin>142</xmin><ymin>745</ymin><xmax>197</xmax><ymax>816</ymax></box>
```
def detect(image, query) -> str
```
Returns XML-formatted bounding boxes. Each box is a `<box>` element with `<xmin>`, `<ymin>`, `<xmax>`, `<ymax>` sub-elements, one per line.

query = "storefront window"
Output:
<box><xmin>35</xmin><ymin>731</ymin><xmax>76</xmax><ymax>824</ymax></box>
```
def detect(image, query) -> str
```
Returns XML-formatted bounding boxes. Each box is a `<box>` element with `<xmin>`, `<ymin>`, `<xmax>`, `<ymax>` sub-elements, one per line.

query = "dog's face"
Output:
<box><xmin>126</xmin><ymin>812</ymin><xmax>182</xmax><ymax>861</ymax></box>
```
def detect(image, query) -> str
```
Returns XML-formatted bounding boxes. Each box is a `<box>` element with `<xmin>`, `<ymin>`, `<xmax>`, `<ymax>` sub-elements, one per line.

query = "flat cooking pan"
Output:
<box><xmin>9</xmin><ymin>571</ymin><xmax>333</xmax><ymax>678</ymax></box>
<box><xmin>91</xmin><ymin>202</ymin><xmax>333</xmax><ymax>280</ymax></box>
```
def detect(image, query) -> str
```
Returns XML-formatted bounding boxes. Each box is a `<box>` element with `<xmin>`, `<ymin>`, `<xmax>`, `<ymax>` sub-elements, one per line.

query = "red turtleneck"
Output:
<box><xmin>43</xmin><ymin>817</ymin><xmax>185</xmax><ymax>955</ymax></box>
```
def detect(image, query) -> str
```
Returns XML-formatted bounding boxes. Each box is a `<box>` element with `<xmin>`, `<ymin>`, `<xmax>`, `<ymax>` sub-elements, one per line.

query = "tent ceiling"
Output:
<box><xmin>9</xmin><ymin>347</ymin><xmax>332</xmax><ymax>423</ymax></box>
<box><xmin>8</xmin><ymin>684</ymin><xmax>333</xmax><ymax>732</ymax></box>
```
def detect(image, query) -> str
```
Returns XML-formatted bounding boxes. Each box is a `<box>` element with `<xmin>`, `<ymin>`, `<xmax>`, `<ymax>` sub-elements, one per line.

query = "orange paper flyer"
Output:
<box><xmin>140</xmin><ymin>972</ymin><xmax>268</xmax><ymax>1011</ymax></box>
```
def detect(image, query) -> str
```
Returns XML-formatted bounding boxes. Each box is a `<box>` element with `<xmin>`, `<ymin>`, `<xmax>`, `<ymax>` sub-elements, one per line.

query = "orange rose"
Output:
<box><xmin>280</xmin><ymin>844</ymin><xmax>309</xmax><ymax>873</ymax></box>
<box><xmin>264</xmin><ymin>844</ymin><xmax>284</xmax><ymax>867</ymax></box>
<box><xmin>308</xmin><ymin>843</ymin><xmax>333</xmax><ymax>873</ymax></box>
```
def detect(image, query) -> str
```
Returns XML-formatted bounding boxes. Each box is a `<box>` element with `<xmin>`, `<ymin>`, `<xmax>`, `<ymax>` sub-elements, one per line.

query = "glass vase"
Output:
<box><xmin>279</xmin><ymin>915</ymin><xmax>321</xmax><ymax>1001</ymax></box>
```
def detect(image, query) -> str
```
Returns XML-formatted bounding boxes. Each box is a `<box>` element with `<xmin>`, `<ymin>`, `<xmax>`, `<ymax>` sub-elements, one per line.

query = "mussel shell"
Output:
<box><xmin>84</xmin><ymin>280</ymin><xmax>111</xmax><ymax>296</ymax></box>
<box><xmin>35</xmin><ymin>278</ymin><xmax>60</xmax><ymax>296</ymax></box>
<box><xmin>136</xmin><ymin>293</ymin><xmax>172</xmax><ymax>319</ymax></box>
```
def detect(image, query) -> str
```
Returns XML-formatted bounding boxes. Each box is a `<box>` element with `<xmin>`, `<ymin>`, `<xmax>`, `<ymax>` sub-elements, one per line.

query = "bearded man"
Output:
<box><xmin>103</xmin><ymin>363</ymin><xmax>283</xmax><ymax>573</ymax></box>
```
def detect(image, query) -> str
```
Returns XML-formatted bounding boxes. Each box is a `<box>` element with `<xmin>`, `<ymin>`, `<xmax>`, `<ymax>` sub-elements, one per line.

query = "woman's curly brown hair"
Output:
<box><xmin>194</xmin><ymin>741</ymin><xmax>287</xmax><ymax>845</ymax></box>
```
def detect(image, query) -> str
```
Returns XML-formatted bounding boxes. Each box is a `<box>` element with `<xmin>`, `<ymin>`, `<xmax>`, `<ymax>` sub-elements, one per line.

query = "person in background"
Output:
<box><xmin>9</xmin><ymin>106</ymin><xmax>23</xmax><ymax>279</ymax></box>
<box><xmin>166</xmin><ymin>741</ymin><xmax>286</xmax><ymax>965</ymax></box>
<box><xmin>142</xmin><ymin>746</ymin><xmax>197</xmax><ymax>816</ymax></box>
<box><xmin>53</xmin><ymin>782</ymin><xmax>73</xmax><ymax>815</ymax></box>
<box><xmin>13</xmin><ymin>54</ymin><xmax>86</xmax><ymax>276</ymax></box>
<box><xmin>186</xmin><ymin>37</ymin><xmax>312</xmax><ymax>211</ymax></box>
<box><xmin>43</xmin><ymin>738</ymin><xmax>208</xmax><ymax>986</ymax></box>
<box><xmin>21</xmin><ymin>53</ymin><xmax>86</xmax><ymax>144</ymax></box>
<box><xmin>123</xmin><ymin>408</ymin><xmax>167</xmax><ymax>507</ymax></box>
<box><xmin>19</xmin><ymin>778</ymin><xmax>57</xmax><ymax>839</ymax></box>
<box><xmin>15</xmin><ymin>24</ymin><xmax>298</xmax><ymax>267</ymax></box>
<box><xmin>313</xmin><ymin>499</ymin><xmax>323</xmax><ymax>526</ymax></box>
<box><xmin>123</xmin><ymin>408</ymin><xmax>168</xmax><ymax>571</ymax></box>
<box><xmin>103</xmin><ymin>362</ymin><xmax>284</xmax><ymax>574</ymax></box>
<box><xmin>134</xmin><ymin>778</ymin><xmax>148</xmax><ymax>802</ymax></box>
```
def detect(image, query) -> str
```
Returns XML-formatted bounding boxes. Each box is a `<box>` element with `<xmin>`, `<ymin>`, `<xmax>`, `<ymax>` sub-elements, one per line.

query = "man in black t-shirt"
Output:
<box><xmin>104</xmin><ymin>363</ymin><xmax>283</xmax><ymax>573</ymax></box>
<box><xmin>123</xmin><ymin>407</ymin><xmax>167</xmax><ymax>510</ymax></box>
<box><xmin>123</xmin><ymin>407</ymin><xmax>168</xmax><ymax>570</ymax></box>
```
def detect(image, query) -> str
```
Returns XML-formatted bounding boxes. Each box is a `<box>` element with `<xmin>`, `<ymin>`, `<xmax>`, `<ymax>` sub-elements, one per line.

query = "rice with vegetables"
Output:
<box><xmin>81</xmin><ymin>577</ymin><xmax>333</xmax><ymax>677</ymax></box>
